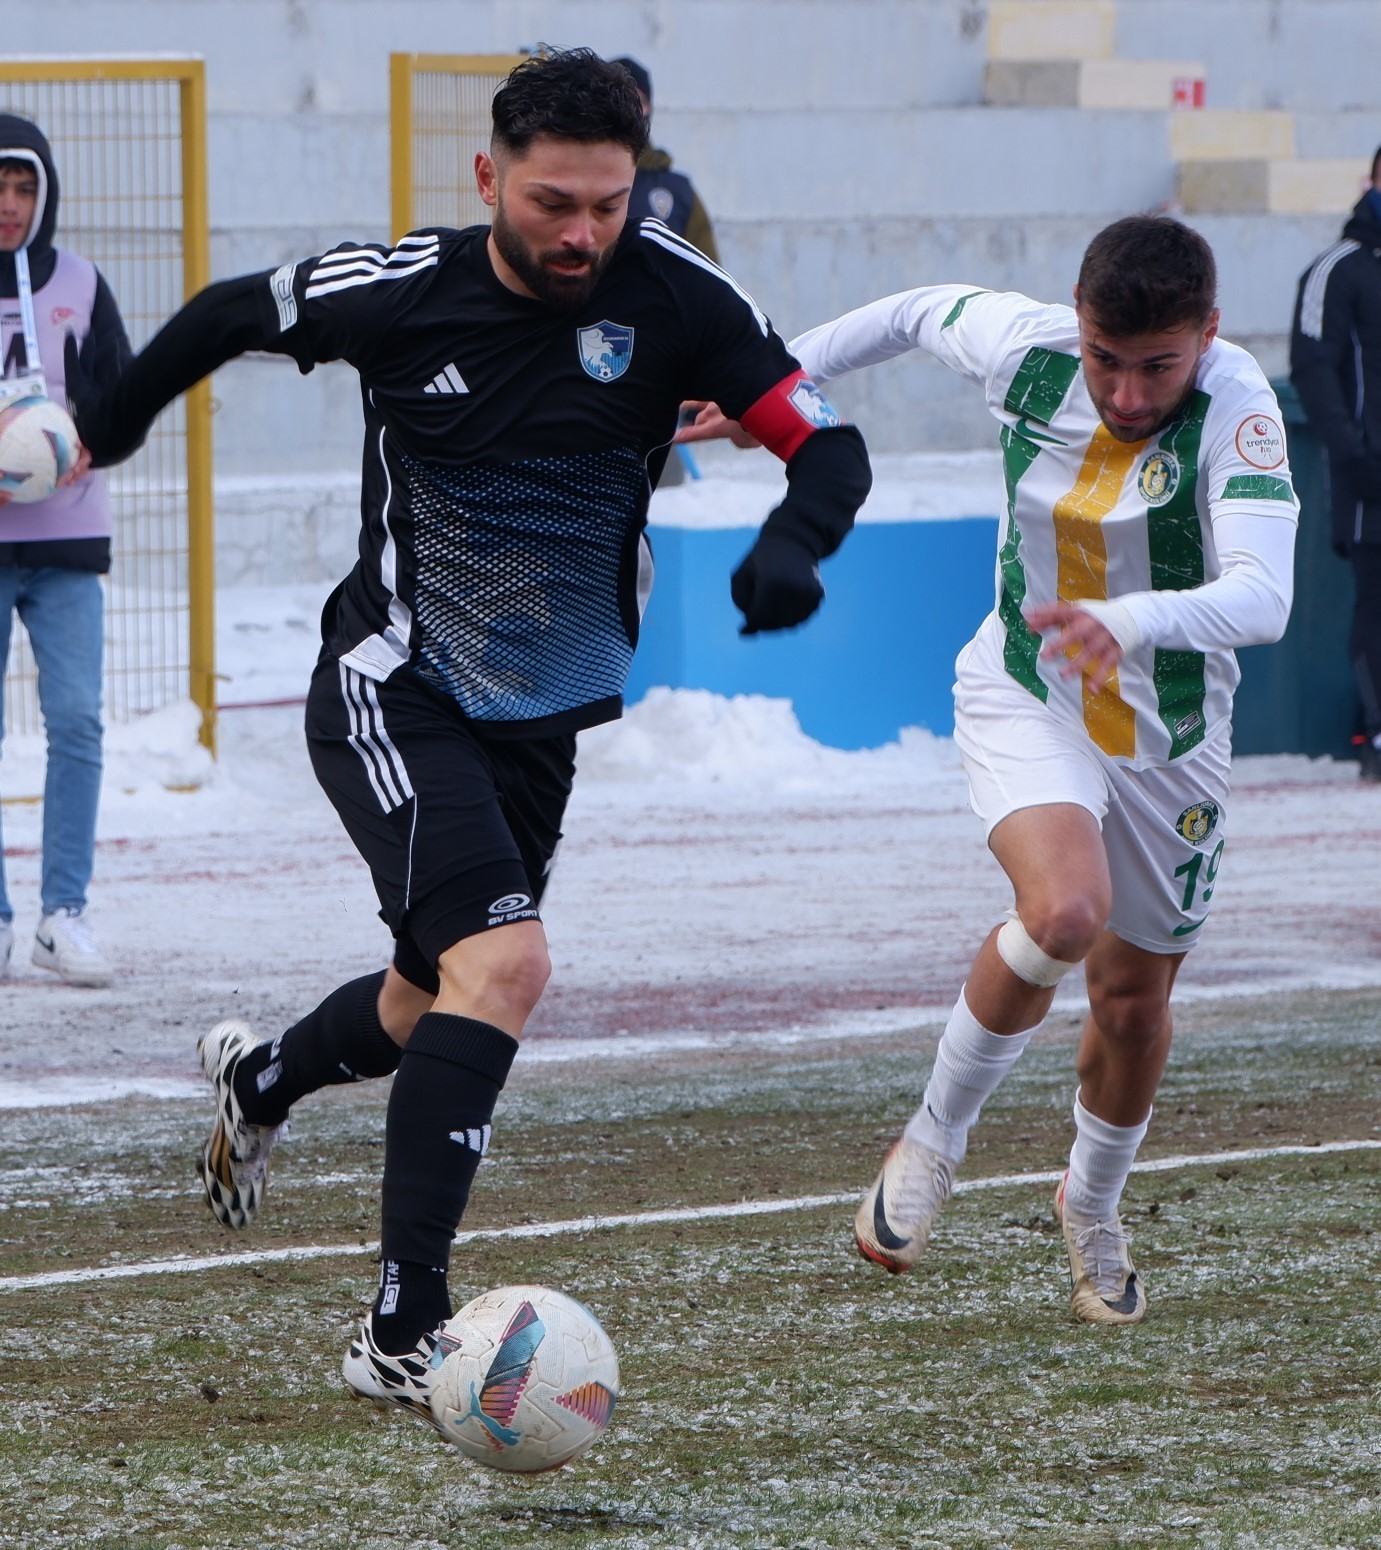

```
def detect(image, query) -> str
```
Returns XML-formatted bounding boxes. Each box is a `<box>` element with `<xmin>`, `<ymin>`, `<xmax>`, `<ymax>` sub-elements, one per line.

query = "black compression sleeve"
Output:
<box><xmin>760</xmin><ymin>424</ymin><xmax>872</xmax><ymax>560</ymax></box>
<box><xmin>70</xmin><ymin>270</ymin><xmax>285</xmax><ymax>466</ymax></box>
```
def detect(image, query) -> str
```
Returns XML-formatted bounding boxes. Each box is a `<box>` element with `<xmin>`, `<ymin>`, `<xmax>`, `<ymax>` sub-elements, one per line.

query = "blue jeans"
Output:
<box><xmin>0</xmin><ymin>567</ymin><xmax>105</xmax><ymax>920</ymax></box>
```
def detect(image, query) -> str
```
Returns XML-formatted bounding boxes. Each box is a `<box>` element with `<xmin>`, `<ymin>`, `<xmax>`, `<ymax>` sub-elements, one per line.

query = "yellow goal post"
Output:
<box><xmin>389</xmin><ymin>53</ymin><xmax>526</xmax><ymax>243</ymax></box>
<box><xmin>0</xmin><ymin>56</ymin><xmax>215</xmax><ymax>754</ymax></box>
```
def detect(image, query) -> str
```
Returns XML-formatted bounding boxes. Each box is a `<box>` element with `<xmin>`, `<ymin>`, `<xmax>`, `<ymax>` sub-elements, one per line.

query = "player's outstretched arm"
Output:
<box><xmin>65</xmin><ymin>272</ymin><xmax>282</xmax><ymax>467</ymax></box>
<box><xmin>731</xmin><ymin>423</ymin><xmax>871</xmax><ymax>635</ymax></box>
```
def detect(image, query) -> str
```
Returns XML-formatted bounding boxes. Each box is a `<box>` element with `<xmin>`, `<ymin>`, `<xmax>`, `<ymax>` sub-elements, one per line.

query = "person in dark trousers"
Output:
<box><xmin>1290</xmin><ymin>147</ymin><xmax>1381</xmax><ymax>781</ymax></box>
<box><xmin>66</xmin><ymin>48</ymin><xmax>870</xmax><ymax>1437</ymax></box>
<box><xmin>0</xmin><ymin>113</ymin><xmax>131</xmax><ymax>987</ymax></box>
<box><xmin>612</xmin><ymin>57</ymin><xmax>718</xmax><ymax>262</ymax></box>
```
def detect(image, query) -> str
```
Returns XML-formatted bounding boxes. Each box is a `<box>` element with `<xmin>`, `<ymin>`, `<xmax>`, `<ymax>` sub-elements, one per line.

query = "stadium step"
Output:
<box><xmin>985</xmin><ymin>56</ymin><xmax>1205</xmax><ymax>111</ymax></box>
<box><xmin>986</xmin><ymin>1</ymin><xmax>1116</xmax><ymax>62</ymax></box>
<box><xmin>1178</xmin><ymin>156</ymin><xmax>1368</xmax><ymax>214</ymax></box>
<box><xmin>1169</xmin><ymin>110</ymin><xmax>1297</xmax><ymax>162</ymax></box>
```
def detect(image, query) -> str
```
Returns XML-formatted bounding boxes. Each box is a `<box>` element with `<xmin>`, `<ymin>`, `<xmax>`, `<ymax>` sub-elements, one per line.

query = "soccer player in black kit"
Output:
<box><xmin>67</xmin><ymin>48</ymin><xmax>870</xmax><ymax>1429</ymax></box>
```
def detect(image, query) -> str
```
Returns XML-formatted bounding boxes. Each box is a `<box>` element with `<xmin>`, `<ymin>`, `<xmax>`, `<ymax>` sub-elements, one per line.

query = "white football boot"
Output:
<box><xmin>32</xmin><ymin>908</ymin><xmax>112</xmax><ymax>987</ymax></box>
<box><xmin>854</xmin><ymin>1135</ymin><xmax>955</xmax><ymax>1272</ymax></box>
<box><xmin>342</xmin><ymin>1313</ymin><xmax>447</xmax><ymax>1433</ymax></box>
<box><xmin>1054</xmin><ymin>1171</ymin><xmax>1147</xmax><ymax>1326</ymax></box>
<box><xmin>195</xmin><ymin>1021</ymin><xmax>287</xmax><ymax>1229</ymax></box>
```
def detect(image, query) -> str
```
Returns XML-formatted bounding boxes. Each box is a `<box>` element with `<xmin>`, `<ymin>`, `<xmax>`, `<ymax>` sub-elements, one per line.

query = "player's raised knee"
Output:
<box><xmin>997</xmin><ymin>909</ymin><xmax>1091</xmax><ymax>987</ymax></box>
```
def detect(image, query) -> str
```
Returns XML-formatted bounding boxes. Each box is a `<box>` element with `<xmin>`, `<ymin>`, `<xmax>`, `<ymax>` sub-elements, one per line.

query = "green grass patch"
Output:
<box><xmin>1</xmin><ymin>986</ymin><xmax>1378</xmax><ymax>1547</ymax></box>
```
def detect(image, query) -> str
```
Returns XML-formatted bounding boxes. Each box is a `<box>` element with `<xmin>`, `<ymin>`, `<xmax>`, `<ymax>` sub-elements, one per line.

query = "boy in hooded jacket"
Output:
<box><xmin>0</xmin><ymin>112</ymin><xmax>131</xmax><ymax>985</ymax></box>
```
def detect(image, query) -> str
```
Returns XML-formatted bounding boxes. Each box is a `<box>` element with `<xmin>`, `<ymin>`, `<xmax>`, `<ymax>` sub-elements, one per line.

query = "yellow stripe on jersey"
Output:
<box><xmin>1051</xmin><ymin>425</ymin><xmax>1143</xmax><ymax>759</ymax></box>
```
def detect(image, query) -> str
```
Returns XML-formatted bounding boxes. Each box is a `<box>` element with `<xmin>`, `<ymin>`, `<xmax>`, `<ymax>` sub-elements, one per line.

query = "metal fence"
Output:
<box><xmin>389</xmin><ymin>53</ymin><xmax>524</xmax><ymax>241</ymax></box>
<box><xmin>0</xmin><ymin>57</ymin><xmax>214</xmax><ymax>752</ymax></box>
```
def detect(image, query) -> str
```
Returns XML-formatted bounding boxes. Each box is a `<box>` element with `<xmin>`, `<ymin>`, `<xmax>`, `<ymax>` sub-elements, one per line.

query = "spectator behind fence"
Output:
<box><xmin>613</xmin><ymin>57</ymin><xmax>718</xmax><ymax>262</ymax></box>
<box><xmin>1290</xmin><ymin>147</ymin><xmax>1381</xmax><ymax>783</ymax></box>
<box><xmin>0</xmin><ymin>113</ymin><xmax>131</xmax><ymax>986</ymax></box>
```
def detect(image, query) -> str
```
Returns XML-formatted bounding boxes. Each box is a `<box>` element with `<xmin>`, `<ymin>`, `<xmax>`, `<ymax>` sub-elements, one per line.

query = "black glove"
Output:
<box><xmin>730</xmin><ymin>530</ymin><xmax>824</xmax><ymax>635</ymax></box>
<box><xmin>1342</xmin><ymin>451</ymin><xmax>1381</xmax><ymax>502</ymax></box>
<box><xmin>64</xmin><ymin>332</ymin><xmax>145</xmax><ymax>466</ymax></box>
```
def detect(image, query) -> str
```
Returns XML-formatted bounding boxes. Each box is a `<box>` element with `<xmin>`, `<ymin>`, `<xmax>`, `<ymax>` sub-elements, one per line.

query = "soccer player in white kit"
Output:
<box><xmin>684</xmin><ymin>216</ymin><xmax>1298</xmax><ymax>1323</ymax></box>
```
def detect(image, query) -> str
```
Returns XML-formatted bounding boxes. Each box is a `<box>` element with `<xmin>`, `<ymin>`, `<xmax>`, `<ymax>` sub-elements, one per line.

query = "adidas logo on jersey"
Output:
<box><xmin>423</xmin><ymin>362</ymin><xmax>469</xmax><ymax>395</ymax></box>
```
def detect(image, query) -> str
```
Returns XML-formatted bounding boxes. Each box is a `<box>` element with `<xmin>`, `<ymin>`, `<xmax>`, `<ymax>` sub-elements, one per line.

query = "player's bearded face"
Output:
<box><xmin>490</xmin><ymin>201</ymin><xmax>617</xmax><ymax>311</ymax></box>
<box><xmin>1077</xmin><ymin>309</ymin><xmax>1220</xmax><ymax>442</ymax></box>
<box><xmin>483</xmin><ymin>138</ymin><xmax>635</xmax><ymax>312</ymax></box>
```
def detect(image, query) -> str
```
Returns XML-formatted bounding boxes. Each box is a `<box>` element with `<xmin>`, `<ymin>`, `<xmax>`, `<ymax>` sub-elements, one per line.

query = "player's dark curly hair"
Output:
<box><xmin>1077</xmin><ymin>214</ymin><xmax>1218</xmax><ymax>336</ymax></box>
<box><xmin>491</xmin><ymin>47</ymin><xmax>649</xmax><ymax>160</ymax></box>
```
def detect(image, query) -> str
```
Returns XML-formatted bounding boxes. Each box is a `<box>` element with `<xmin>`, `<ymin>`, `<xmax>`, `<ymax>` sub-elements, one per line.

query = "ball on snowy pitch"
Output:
<box><xmin>429</xmin><ymin>1284</ymin><xmax>620</xmax><ymax>1472</ymax></box>
<box><xmin>0</xmin><ymin>392</ymin><xmax>80</xmax><ymax>504</ymax></box>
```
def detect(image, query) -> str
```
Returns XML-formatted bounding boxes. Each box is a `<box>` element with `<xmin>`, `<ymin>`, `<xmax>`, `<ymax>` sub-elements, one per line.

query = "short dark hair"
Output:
<box><xmin>0</xmin><ymin>155</ymin><xmax>35</xmax><ymax>178</ymax></box>
<box><xmin>1371</xmin><ymin>144</ymin><xmax>1381</xmax><ymax>184</ymax></box>
<box><xmin>1076</xmin><ymin>214</ymin><xmax>1218</xmax><ymax>336</ymax></box>
<box><xmin>491</xmin><ymin>47</ymin><xmax>648</xmax><ymax>160</ymax></box>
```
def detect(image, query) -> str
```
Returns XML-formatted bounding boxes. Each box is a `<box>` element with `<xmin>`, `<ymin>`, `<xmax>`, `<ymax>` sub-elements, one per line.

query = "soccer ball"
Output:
<box><xmin>0</xmin><ymin>391</ymin><xmax>80</xmax><ymax>504</ymax></box>
<box><xmin>429</xmin><ymin>1284</ymin><xmax>620</xmax><ymax>1473</ymax></box>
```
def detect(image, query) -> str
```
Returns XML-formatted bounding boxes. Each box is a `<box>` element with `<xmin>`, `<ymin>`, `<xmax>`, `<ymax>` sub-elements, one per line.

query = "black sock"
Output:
<box><xmin>373</xmin><ymin>1012</ymin><xmax>518</xmax><ymax>1351</ymax></box>
<box><xmin>231</xmin><ymin>971</ymin><xmax>400</xmax><ymax>1125</ymax></box>
<box><xmin>371</xmin><ymin>1259</ymin><xmax>451</xmax><ymax>1355</ymax></box>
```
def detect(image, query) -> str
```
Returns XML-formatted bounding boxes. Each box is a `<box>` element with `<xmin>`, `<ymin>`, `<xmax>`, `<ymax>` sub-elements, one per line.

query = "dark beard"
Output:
<box><xmin>491</xmin><ymin>209</ymin><xmax>613</xmax><ymax>312</ymax></box>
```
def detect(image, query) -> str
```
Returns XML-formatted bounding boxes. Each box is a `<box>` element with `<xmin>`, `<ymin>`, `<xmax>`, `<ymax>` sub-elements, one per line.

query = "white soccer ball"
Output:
<box><xmin>0</xmin><ymin>392</ymin><xmax>80</xmax><ymax>504</ymax></box>
<box><xmin>429</xmin><ymin>1284</ymin><xmax>620</xmax><ymax>1473</ymax></box>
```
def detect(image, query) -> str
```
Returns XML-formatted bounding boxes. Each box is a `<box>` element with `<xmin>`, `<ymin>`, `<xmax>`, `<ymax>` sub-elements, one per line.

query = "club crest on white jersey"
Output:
<box><xmin>578</xmin><ymin>321</ymin><xmax>634</xmax><ymax>382</ymax></box>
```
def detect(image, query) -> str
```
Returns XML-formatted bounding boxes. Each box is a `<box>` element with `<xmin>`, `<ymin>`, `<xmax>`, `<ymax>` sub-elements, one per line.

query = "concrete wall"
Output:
<box><xmin>9</xmin><ymin>0</ymin><xmax>1377</xmax><ymax>481</ymax></box>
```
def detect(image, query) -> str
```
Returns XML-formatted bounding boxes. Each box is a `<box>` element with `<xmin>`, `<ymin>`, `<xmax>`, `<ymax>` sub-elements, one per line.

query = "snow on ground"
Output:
<box><xmin>1</xmin><ymin>459</ymin><xmax>1378</xmax><ymax>1106</ymax></box>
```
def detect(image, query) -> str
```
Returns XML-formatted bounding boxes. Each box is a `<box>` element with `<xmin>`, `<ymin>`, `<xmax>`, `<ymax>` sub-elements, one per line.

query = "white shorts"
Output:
<box><xmin>953</xmin><ymin>646</ymin><xmax>1232</xmax><ymax>955</ymax></box>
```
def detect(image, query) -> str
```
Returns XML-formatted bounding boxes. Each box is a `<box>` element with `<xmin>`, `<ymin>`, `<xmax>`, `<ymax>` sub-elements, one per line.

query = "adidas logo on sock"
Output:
<box><xmin>448</xmin><ymin>1125</ymin><xmax>491</xmax><ymax>1155</ymax></box>
<box><xmin>423</xmin><ymin>362</ymin><xmax>469</xmax><ymax>395</ymax></box>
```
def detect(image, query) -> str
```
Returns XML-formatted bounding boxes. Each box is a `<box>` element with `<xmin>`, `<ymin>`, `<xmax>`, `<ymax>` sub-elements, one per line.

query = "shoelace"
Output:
<box><xmin>1072</xmin><ymin>1218</ymin><xmax>1132</xmax><ymax>1296</ymax></box>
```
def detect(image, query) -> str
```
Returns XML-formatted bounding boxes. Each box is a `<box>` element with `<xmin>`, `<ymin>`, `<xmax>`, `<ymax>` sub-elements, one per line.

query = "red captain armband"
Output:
<box><xmin>738</xmin><ymin>369</ymin><xmax>846</xmax><ymax>462</ymax></box>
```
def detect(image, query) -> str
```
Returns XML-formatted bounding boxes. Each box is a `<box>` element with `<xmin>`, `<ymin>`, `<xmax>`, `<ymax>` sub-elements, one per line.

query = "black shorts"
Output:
<box><xmin>305</xmin><ymin>658</ymin><xmax>576</xmax><ymax>993</ymax></box>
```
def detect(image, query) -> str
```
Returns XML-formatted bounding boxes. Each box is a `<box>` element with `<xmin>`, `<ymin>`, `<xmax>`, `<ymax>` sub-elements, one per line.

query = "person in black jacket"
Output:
<box><xmin>0</xmin><ymin>114</ymin><xmax>131</xmax><ymax>986</ymax></box>
<box><xmin>67</xmin><ymin>47</ymin><xmax>870</xmax><ymax>1435</ymax></box>
<box><xmin>1290</xmin><ymin>148</ymin><xmax>1381</xmax><ymax>781</ymax></box>
<box><xmin>612</xmin><ymin>57</ymin><xmax>718</xmax><ymax>262</ymax></box>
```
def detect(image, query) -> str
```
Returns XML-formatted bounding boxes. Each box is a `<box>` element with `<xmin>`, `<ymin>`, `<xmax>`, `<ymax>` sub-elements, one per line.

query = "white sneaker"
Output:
<box><xmin>32</xmin><ymin>908</ymin><xmax>113</xmax><ymax>987</ymax></box>
<box><xmin>1054</xmin><ymin>1172</ymin><xmax>1148</xmax><ymax>1326</ymax></box>
<box><xmin>196</xmin><ymin>1020</ymin><xmax>288</xmax><ymax>1230</ymax></box>
<box><xmin>0</xmin><ymin>919</ymin><xmax>13</xmax><ymax>978</ymax></box>
<box><xmin>854</xmin><ymin>1135</ymin><xmax>955</xmax><ymax>1272</ymax></box>
<box><xmin>342</xmin><ymin>1313</ymin><xmax>447</xmax><ymax>1434</ymax></box>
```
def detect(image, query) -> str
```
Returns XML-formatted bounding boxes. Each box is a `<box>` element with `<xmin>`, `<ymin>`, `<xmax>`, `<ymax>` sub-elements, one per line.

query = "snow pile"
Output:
<box><xmin>577</xmin><ymin>685</ymin><xmax>963</xmax><ymax>797</ymax></box>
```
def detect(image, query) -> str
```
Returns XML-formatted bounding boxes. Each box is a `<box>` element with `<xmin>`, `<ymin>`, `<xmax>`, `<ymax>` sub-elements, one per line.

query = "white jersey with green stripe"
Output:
<box><xmin>791</xmin><ymin>285</ymin><xmax>1299</xmax><ymax>768</ymax></box>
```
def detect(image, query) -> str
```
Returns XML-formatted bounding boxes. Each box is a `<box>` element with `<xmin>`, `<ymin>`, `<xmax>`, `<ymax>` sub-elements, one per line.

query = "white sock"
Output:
<box><xmin>904</xmin><ymin>987</ymin><xmax>1034</xmax><ymax>1165</ymax></box>
<box><xmin>1063</xmin><ymin>1093</ymin><xmax>1150</xmax><ymax>1221</ymax></box>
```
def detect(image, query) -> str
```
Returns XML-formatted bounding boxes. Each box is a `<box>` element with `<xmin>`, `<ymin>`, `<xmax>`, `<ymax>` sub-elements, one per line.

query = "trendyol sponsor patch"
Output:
<box><xmin>1234</xmin><ymin>414</ymin><xmax>1285</xmax><ymax>470</ymax></box>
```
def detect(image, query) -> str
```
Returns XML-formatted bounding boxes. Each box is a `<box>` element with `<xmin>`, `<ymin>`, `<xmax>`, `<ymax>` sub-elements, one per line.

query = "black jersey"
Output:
<box><xmin>257</xmin><ymin>219</ymin><xmax>805</xmax><ymax>737</ymax></box>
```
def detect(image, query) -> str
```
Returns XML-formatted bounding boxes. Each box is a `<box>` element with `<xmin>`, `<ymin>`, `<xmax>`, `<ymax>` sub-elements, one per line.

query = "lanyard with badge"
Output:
<box><xmin>2</xmin><ymin>245</ymin><xmax>50</xmax><ymax>406</ymax></box>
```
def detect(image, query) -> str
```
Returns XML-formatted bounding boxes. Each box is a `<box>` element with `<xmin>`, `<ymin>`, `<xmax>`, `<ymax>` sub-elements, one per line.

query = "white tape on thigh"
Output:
<box><xmin>996</xmin><ymin>915</ymin><xmax>1078</xmax><ymax>988</ymax></box>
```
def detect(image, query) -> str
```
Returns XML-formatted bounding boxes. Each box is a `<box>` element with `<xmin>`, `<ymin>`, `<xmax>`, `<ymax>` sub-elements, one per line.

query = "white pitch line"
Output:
<box><xmin>1</xmin><ymin>1137</ymin><xmax>1377</xmax><ymax>1295</ymax></box>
